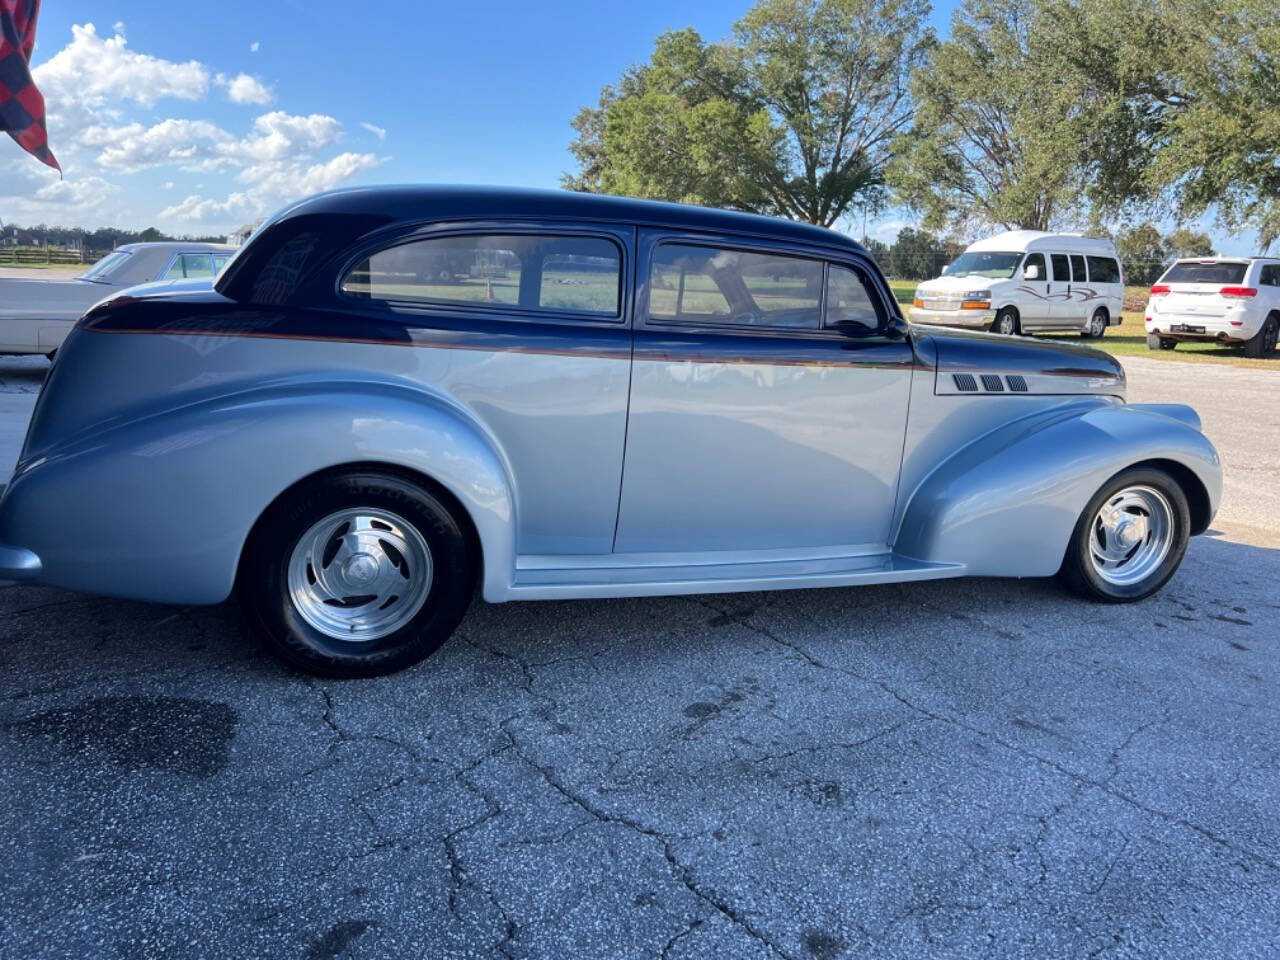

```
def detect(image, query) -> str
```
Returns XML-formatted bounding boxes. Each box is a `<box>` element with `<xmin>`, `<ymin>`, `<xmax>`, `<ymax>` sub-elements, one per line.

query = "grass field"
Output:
<box><xmin>888</xmin><ymin>281</ymin><xmax>1278</xmax><ymax>369</ymax></box>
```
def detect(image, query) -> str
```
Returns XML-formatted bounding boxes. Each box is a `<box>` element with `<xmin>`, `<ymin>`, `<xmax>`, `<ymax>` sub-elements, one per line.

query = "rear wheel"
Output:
<box><xmin>1058</xmin><ymin>466</ymin><xmax>1190</xmax><ymax>602</ymax></box>
<box><xmin>1146</xmin><ymin>333</ymin><xmax>1177</xmax><ymax>351</ymax></box>
<box><xmin>239</xmin><ymin>471</ymin><xmax>475</xmax><ymax>677</ymax></box>
<box><xmin>992</xmin><ymin>308</ymin><xmax>1019</xmax><ymax>336</ymax></box>
<box><xmin>1081</xmin><ymin>308</ymin><xmax>1108</xmax><ymax>339</ymax></box>
<box><xmin>1243</xmin><ymin>314</ymin><xmax>1278</xmax><ymax>358</ymax></box>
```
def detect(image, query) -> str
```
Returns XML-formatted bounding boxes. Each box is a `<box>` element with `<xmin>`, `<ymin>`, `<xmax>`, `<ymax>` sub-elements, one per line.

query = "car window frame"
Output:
<box><xmin>334</xmin><ymin>222</ymin><xmax>630</xmax><ymax>327</ymax></box>
<box><xmin>639</xmin><ymin>235</ymin><xmax>892</xmax><ymax>340</ymax></box>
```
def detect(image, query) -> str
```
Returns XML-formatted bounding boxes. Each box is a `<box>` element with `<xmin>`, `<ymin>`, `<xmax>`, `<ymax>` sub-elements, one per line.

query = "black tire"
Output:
<box><xmin>1243</xmin><ymin>315</ymin><xmax>1278</xmax><ymax>359</ymax></box>
<box><xmin>1146</xmin><ymin>333</ymin><xmax>1177</xmax><ymax>351</ymax></box>
<box><xmin>1058</xmin><ymin>466</ymin><xmax>1190</xmax><ymax>603</ymax></box>
<box><xmin>992</xmin><ymin>308</ymin><xmax>1019</xmax><ymax>336</ymax></box>
<box><xmin>1081</xmin><ymin>308</ymin><xmax>1108</xmax><ymax>339</ymax></box>
<box><xmin>239</xmin><ymin>471</ymin><xmax>475</xmax><ymax>677</ymax></box>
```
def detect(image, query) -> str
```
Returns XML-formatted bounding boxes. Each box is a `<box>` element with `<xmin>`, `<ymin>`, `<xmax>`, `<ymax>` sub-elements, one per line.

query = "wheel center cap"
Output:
<box><xmin>344</xmin><ymin>553</ymin><xmax>379</xmax><ymax>584</ymax></box>
<box><xmin>1114</xmin><ymin>519</ymin><xmax>1142</xmax><ymax>548</ymax></box>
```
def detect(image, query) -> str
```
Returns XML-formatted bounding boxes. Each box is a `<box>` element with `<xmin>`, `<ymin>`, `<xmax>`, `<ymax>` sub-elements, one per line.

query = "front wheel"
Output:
<box><xmin>992</xmin><ymin>308</ymin><xmax>1019</xmax><ymax>336</ymax></box>
<box><xmin>239</xmin><ymin>471</ymin><xmax>475</xmax><ymax>677</ymax></box>
<box><xmin>1058</xmin><ymin>466</ymin><xmax>1190</xmax><ymax>602</ymax></box>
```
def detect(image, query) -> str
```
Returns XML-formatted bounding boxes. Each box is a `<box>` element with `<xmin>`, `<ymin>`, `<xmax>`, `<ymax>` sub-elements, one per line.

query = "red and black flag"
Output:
<box><xmin>0</xmin><ymin>0</ymin><xmax>58</xmax><ymax>172</ymax></box>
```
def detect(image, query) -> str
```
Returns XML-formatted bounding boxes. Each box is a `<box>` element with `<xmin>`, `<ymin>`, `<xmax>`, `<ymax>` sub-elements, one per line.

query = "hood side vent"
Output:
<box><xmin>952</xmin><ymin>373</ymin><xmax>978</xmax><ymax>392</ymax></box>
<box><xmin>980</xmin><ymin>374</ymin><xmax>1004</xmax><ymax>392</ymax></box>
<box><xmin>1006</xmin><ymin>374</ymin><xmax>1028</xmax><ymax>392</ymax></box>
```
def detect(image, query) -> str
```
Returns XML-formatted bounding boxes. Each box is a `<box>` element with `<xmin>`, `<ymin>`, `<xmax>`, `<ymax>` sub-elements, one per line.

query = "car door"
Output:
<box><xmin>1069</xmin><ymin>254</ymin><xmax>1091</xmax><ymax>325</ymax></box>
<box><xmin>1048</xmin><ymin>253</ymin><xmax>1074</xmax><ymax>325</ymax></box>
<box><xmin>613</xmin><ymin>232</ymin><xmax>914</xmax><ymax>555</ymax></box>
<box><xmin>1017</xmin><ymin>252</ymin><xmax>1051</xmax><ymax>328</ymax></box>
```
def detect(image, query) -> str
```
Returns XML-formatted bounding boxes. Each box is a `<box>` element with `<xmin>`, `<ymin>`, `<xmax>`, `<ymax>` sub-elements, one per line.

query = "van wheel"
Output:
<box><xmin>992</xmin><ymin>309</ymin><xmax>1019</xmax><ymax>336</ymax></box>
<box><xmin>239</xmin><ymin>471</ymin><xmax>475</xmax><ymax>677</ymax></box>
<box><xmin>1243</xmin><ymin>315</ymin><xmax>1278</xmax><ymax>358</ymax></box>
<box><xmin>1081</xmin><ymin>309</ymin><xmax>1107</xmax><ymax>339</ymax></box>
<box><xmin>1146</xmin><ymin>333</ymin><xmax>1177</xmax><ymax>351</ymax></box>
<box><xmin>1058</xmin><ymin>466</ymin><xmax>1190</xmax><ymax>602</ymax></box>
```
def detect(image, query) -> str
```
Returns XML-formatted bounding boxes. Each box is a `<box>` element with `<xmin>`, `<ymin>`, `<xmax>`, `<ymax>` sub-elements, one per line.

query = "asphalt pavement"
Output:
<box><xmin>1</xmin><ymin>352</ymin><xmax>1277</xmax><ymax>959</ymax></box>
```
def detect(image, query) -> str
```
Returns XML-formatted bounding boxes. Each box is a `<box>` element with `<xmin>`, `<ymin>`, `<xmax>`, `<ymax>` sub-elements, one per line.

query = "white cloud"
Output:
<box><xmin>33</xmin><ymin>23</ymin><xmax>208</xmax><ymax>113</ymax></box>
<box><xmin>250</xmin><ymin>41</ymin><xmax>260</xmax><ymax>53</ymax></box>
<box><xmin>163</xmin><ymin>181</ymin><xmax>175</xmax><ymax>190</ymax></box>
<box><xmin>113</xmin><ymin>21</ymin><xmax>125</xmax><ymax>35</ymax></box>
<box><xmin>0</xmin><ymin>170</ymin><xmax>124</xmax><ymax>224</ymax></box>
<box><xmin>160</xmin><ymin>152</ymin><xmax>383</xmax><ymax>223</ymax></box>
<box><xmin>217</xmin><ymin>72</ymin><xmax>273</xmax><ymax>105</ymax></box>
<box><xmin>87</xmin><ymin>118</ymin><xmax>234</xmax><ymax>173</ymax></box>
<box><xmin>360</xmin><ymin>122</ymin><xmax>387</xmax><ymax>141</ymax></box>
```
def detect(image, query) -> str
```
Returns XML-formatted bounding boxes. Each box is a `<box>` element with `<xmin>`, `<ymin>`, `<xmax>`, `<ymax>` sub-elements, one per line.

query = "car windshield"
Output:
<box><xmin>945</xmin><ymin>251</ymin><xmax>1023</xmax><ymax>279</ymax></box>
<box><xmin>79</xmin><ymin>250</ymin><xmax>131</xmax><ymax>282</ymax></box>
<box><xmin>1161</xmin><ymin>261</ymin><xmax>1248</xmax><ymax>285</ymax></box>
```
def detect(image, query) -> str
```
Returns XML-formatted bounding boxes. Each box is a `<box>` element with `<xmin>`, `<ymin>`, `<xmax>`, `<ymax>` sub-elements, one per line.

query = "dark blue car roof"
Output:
<box><xmin>215</xmin><ymin>185</ymin><xmax>866</xmax><ymax>304</ymax></box>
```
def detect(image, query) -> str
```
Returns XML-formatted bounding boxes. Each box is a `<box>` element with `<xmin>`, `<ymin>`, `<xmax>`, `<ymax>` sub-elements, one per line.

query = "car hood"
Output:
<box><xmin>916</xmin><ymin>275</ymin><xmax>1010</xmax><ymax>295</ymax></box>
<box><xmin>913</xmin><ymin>324</ymin><xmax>1125</xmax><ymax>398</ymax></box>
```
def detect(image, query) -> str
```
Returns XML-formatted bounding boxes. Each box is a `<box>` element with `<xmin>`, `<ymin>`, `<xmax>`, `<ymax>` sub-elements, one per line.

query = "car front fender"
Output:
<box><xmin>0</xmin><ymin>379</ymin><xmax>517</xmax><ymax>605</ymax></box>
<box><xmin>894</xmin><ymin>401</ymin><xmax>1221</xmax><ymax>576</ymax></box>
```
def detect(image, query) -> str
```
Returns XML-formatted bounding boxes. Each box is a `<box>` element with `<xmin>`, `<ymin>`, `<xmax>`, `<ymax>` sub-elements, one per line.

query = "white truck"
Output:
<box><xmin>1145</xmin><ymin>257</ymin><xmax>1280</xmax><ymax>358</ymax></box>
<box><xmin>910</xmin><ymin>231</ymin><xmax>1124</xmax><ymax>338</ymax></box>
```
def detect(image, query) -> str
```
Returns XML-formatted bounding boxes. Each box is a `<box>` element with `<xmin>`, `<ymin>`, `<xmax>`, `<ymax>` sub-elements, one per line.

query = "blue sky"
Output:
<box><xmin>2</xmin><ymin>0</ymin><xmax>1255</xmax><ymax>253</ymax></box>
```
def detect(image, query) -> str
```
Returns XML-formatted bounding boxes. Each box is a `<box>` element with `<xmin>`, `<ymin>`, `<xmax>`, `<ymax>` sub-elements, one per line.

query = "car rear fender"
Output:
<box><xmin>893</xmin><ymin>402</ymin><xmax>1221</xmax><ymax>576</ymax></box>
<box><xmin>0</xmin><ymin>379</ymin><xmax>517</xmax><ymax>605</ymax></box>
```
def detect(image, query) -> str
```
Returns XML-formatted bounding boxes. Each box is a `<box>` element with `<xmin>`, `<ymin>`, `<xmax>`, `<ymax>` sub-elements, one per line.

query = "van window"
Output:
<box><xmin>1050</xmin><ymin>254</ymin><xmax>1071</xmax><ymax>282</ymax></box>
<box><xmin>1086</xmin><ymin>256</ymin><xmax>1122</xmax><ymax>284</ymax></box>
<box><xmin>649</xmin><ymin>244</ymin><xmax>823</xmax><ymax>329</ymax></box>
<box><xmin>343</xmin><ymin>234</ymin><xmax>622</xmax><ymax>317</ymax></box>
<box><xmin>1022</xmin><ymin>253</ymin><xmax>1046</xmax><ymax>280</ymax></box>
<box><xmin>1161</xmin><ymin>261</ymin><xmax>1247</xmax><ymax>285</ymax></box>
<box><xmin>944</xmin><ymin>251</ymin><xmax>1023</xmax><ymax>279</ymax></box>
<box><xmin>1070</xmin><ymin>255</ymin><xmax>1086</xmax><ymax>282</ymax></box>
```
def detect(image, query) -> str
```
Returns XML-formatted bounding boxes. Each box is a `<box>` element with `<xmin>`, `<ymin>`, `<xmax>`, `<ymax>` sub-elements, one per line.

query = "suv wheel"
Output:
<box><xmin>1058</xmin><ymin>466</ymin><xmax>1190</xmax><ymax>602</ymax></box>
<box><xmin>993</xmin><ymin>309</ymin><xmax>1019</xmax><ymax>336</ymax></box>
<box><xmin>1146</xmin><ymin>333</ymin><xmax>1177</xmax><ymax>351</ymax></box>
<box><xmin>240</xmin><ymin>471</ymin><xmax>475</xmax><ymax>677</ymax></box>
<box><xmin>1243</xmin><ymin>314</ymin><xmax>1278</xmax><ymax>358</ymax></box>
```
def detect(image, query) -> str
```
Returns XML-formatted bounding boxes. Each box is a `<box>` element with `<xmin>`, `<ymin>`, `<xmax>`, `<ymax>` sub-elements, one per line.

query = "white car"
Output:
<box><xmin>1145</xmin><ymin>258</ymin><xmax>1280</xmax><ymax>358</ymax></box>
<box><xmin>910</xmin><ymin>231</ymin><xmax>1124</xmax><ymax>338</ymax></box>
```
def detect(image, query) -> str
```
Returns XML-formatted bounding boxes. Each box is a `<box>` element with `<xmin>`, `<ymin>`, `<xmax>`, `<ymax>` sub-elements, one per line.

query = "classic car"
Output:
<box><xmin>0</xmin><ymin>241</ymin><xmax>235</xmax><ymax>356</ymax></box>
<box><xmin>0</xmin><ymin>187</ymin><xmax>1221</xmax><ymax>677</ymax></box>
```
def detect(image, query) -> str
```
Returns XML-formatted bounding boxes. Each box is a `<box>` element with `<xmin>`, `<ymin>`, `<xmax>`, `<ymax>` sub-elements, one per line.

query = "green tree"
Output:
<box><xmin>1164</xmin><ymin>227</ymin><xmax>1214</xmax><ymax>260</ymax></box>
<box><xmin>564</xmin><ymin>0</ymin><xmax>934</xmax><ymax>226</ymax></box>
<box><xmin>1042</xmin><ymin>0</ymin><xmax>1280</xmax><ymax>248</ymax></box>
<box><xmin>886</xmin><ymin>227</ymin><xmax>960</xmax><ymax>279</ymax></box>
<box><xmin>1115</xmin><ymin>223</ymin><xmax>1167</xmax><ymax>286</ymax></box>
<box><xmin>888</xmin><ymin>0</ymin><xmax>1097</xmax><ymax>233</ymax></box>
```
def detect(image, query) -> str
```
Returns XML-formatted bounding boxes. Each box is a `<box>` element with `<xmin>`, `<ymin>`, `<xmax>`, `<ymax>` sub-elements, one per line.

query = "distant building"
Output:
<box><xmin>227</xmin><ymin>221</ymin><xmax>263</xmax><ymax>246</ymax></box>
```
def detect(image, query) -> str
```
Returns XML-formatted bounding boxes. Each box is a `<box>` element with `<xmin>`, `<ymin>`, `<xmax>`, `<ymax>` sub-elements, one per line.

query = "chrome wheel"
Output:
<box><xmin>286</xmin><ymin>507</ymin><xmax>432</xmax><ymax>641</ymax></box>
<box><xmin>1089</xmin><ymin>310</ymin><xmax>1106</xmax><ymax>337</ymax></box>
<box><xmin>1088</xmin><ymin>485</ymin><xmax>1173</xmax><ymax>587</ymax></box>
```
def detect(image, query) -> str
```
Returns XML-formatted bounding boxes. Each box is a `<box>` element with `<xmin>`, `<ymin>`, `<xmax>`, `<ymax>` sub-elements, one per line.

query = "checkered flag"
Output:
<box><xmin>0</xmin><ymin>0</ymin><xmax>59</xmax><ymax>172</ymax></box>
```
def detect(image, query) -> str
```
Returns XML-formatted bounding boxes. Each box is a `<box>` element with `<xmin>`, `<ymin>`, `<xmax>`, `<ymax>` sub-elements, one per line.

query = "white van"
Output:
<box><xmin>910</xmin><ymin>231</ymin><xmax>1125</xmax><ymax>338</ymax></box>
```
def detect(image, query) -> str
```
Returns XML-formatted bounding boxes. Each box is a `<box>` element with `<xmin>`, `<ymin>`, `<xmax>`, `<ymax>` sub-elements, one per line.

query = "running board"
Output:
<box><xmin>502</xmin><ymin>552</ymin><xmax>964</xmax><ymax>601</ymax></box>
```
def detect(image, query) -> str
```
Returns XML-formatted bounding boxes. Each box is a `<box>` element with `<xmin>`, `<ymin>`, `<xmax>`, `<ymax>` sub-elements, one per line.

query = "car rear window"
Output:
<box><xmin>343</xmin><ymin>234</ymin><xmax>621</xmax><ymax>317</ymax></box>
<box><xmin>1162</xmin><ymin>261</ymin><xmax>1247</xmax><ymax>285</ymax></box>
<box><xmin>649</xmin><ymin>244</ymin><xmax>824</xmax><ymax>329</ymax></box>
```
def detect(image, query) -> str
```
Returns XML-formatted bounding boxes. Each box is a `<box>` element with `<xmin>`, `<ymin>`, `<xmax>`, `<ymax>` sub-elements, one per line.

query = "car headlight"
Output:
<box><xmin>966</xmin><ymin>289</ymin><xmax>992</xmax><ymax>300</ymax></box>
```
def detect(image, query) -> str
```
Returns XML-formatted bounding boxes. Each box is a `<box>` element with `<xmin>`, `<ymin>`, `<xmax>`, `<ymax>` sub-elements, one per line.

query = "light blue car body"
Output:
<box><xmin>0</xmin><ymin>187</ymin><xmax>1221</xmax><ymax>607</ymax></box>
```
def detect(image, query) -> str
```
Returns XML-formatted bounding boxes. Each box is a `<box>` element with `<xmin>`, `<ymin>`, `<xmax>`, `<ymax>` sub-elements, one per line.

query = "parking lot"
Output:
<box><xmin>1</xmin><ymin>353</ymin><xmax>1277</xmax><ymax>959</ymax></box>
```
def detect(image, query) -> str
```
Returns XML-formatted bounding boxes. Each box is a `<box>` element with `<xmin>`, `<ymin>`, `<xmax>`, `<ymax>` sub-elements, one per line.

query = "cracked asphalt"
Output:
<box><xmin>1</xmin><ymin>353</ymin><xmax>1278</xmax><ymax>959</ymax></box>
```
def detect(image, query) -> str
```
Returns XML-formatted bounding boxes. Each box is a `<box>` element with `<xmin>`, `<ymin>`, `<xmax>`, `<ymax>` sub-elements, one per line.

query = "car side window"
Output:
<box><xmin>824</xmin><ymin>264</ymin><xmax>883</xmax><ymax>331</ymax></box>
<box><xmin>163</xmin><ymin>253</ymin><xmax>214</xmax><ymax>280</ymax></box>
<box><xmin>1070</xmin><ymin>254</ymin><xmax>1087</xmax><ymax>282</ymax></box>
<box><xmin>649</xmin><ymin>244</ymin><xmax>823</xmax><ymax>329</ymax></box>
<box><xmin>343</xmin><ymin>234</ymin><xmax>621</xmax><ymax>318</ymax></box>
<box><xmin>1050</xmin><ymin>254</ymin><xmax>1071</xmax><ymax>282</ymax></box>
<box><xmin>213</xmin><ymin>254</ymin><xmax>231</xmax><ymax>273</ymax></box>
<box><xmin>1022</xmin><ymin>253</ymin><xmax>1046</xmax><ymax>279</ymax></box>
<box><xmin>1086</xmin><ymin>256</ymin><xmax>1120</xmax><ymax>283</ymax></box>
<box><xmin>1261</xmin><ymin>264</ymin><xmax>1279</xmax><ymax>286</ymax></box>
